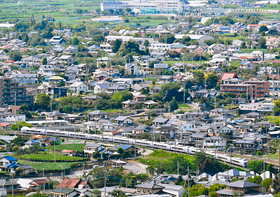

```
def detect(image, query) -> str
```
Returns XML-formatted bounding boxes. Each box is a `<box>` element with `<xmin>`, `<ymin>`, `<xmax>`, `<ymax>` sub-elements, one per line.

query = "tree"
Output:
<box><xmin>72</xmin><ymin>33</ymin><xmax>79</xmax><ymax>45</ymax></box>
<box><xmin>261</xmin><ymin>178</ymin><xmax>272</xmax><ymax>191</ymax></box>
<box><xmin>28</xmin><ymin>36</ymin><xmax>45</xmax><ymax>46</ymax></box>
<box><xmin>11</xmin><ymin>121</ymin><xmax>33</xmax><ymax>131</ymax></box>
<box><xmin>109</xmin><ymin>190</ymin><xmax>126</xmax><ymax>197</ymax></box>
<box><xmin>272</xmin><ymin>173</ymin><xmax>280</xmax><ymax>193</ymax></box>
<box><xmin>258</xmin><ymin>37</ymin><xmax>266</xmax><ymax>49</ymax></box>
<box><xmin>144</xmin><ymin>40</ymin><xmax>150</xmax><ymax>47</ymax></box>
<box><xmin>9</xmin><ymin>51</ymin><xmax>22</xmax><ymax>61</ymax></box>
<box><xmin>35</xmin><ymin>93</ymin><xmax>50</xmax><ymax>110</ymax></box>
<box><xmin>259</xmin><ymin>25</ymin><xmax>268</xmax><ymax>33</ymax></box>
<box><xmin>207</xmin><ymin>73</ymin><xmax>220</xmax><ymax>89</ymax></box>
<box><xmin>117</xmin><ymin>147</ymin><xmax>124</xmax><ymax>155</ymax></box>
<box><xmin>42</xmin><ymin>57</ymin><xmax>47</xmax><ymax>65</ymax></box>
<box><xmin>169</xmin><ymin>97</ymin><xmax>179</xmax><ymax>111</ymax></box>
<box><xmin>112</xmin><ymin>39</ymin><xmax>122</xmax><ymax>53</ymax></box>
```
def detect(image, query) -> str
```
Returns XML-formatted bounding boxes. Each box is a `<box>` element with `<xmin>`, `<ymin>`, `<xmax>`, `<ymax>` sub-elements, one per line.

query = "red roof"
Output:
<box><xmin>219</xmin><ymin>73</ymin><xmax>238</xmax><ymax>82</ymax></box>
<box><xmin>273</xmin><ymin>60</ymin><xmax>280</xmax><ymax>64</ymax></box>
<box><xmin>5</xmin><ymin>60</ymin><xmax>15</xmax><ymax>63</ymax></box>
<box><xmin>58</xmin><ymin>178</ymin><xmax>80</xmax><ymax>188</ymax></box>
<box><xmin>61</xmin><ymin>150</ymin><xmax>75</xmax><ymax>153</ymax></box>
<box><xmin>0</xmin><ymin>123</ymin><xmax>11</xmax><ymax>127</ymax></box>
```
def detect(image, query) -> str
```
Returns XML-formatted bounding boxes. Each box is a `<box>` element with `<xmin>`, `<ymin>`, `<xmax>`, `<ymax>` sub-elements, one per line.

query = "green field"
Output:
<box><xmin>19</xmin><ymin>153</ymin><xmax>87</xmax><ymax>162</ymax></box>
<box><xmin>19</xmin><ymin>160</ymin><xmax>82</xmax><ymax>171</ymax></box>
<box><xmin>139</xmin><ymin>149</ymin><xmax>196</xmax><ymax>165</ymax></box>
<box><xmin>46</xmin><ymin>143</ymin><xmax>85</xmax><ymax>152</ymax></box>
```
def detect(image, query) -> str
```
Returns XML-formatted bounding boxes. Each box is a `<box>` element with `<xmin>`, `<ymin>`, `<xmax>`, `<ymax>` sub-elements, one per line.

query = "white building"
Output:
<box><xmin>101</xmin><ymin>0</ymin><xmax>190</xmax><ymax>13</ymax></box>
<box><xmin>69</xmin><ymin>82</ymin><xmax>88</xmax><ymax>94</ymax></box>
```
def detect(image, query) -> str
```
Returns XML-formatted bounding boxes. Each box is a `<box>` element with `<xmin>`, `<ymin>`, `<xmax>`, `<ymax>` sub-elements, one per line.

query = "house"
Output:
<box><xmin>133</xmin><ymin>95</ymin><xmax>147</xmax><ymax>103</ymax></box>
<box><xmin>125</xmin><ymin>63</ymin><xmax>141</xmax><ymax>76</ymax></box>
<box><xmin>58</xmin><ymin>55</ymin><xmax>76</xmax><ymax>65</ymax></box>
<box><xmin>217</xmin><ymin>169</ymin><xmax>253</xmax><ymax>182</ymax></box>
<box><xmin>0</xmin><ymin>156</ymin><xmax>17</xmax><ymax>171</ymax></box>
<box><xmin>135</xmin><ymin>182</ymin><xmax>165</xmax><ymax>195</ymax></box>
<box><xmin>94</xmin><ymin>83</ymin><xmax>110</xmax><ymax>94</ymax></box>
<box><xmin>158</xmin><ymin>184</ymin><xmax>186</xmax><ymax>197</ymax></box>
<box><xmin>51</xmin><ymin>188</ymin><xmax>79</xmax><ymax>197</ymax></box>
<box><xmin>61</xmin><ymin>150</ymin><xmax>76</xmax><ymax>156</ymax></box>
<box><xmin>96</xmin><ymin>57</ymin><xmax>112</xmax><ymax>68</ymax></box>
<box><xmin>232</xmin><ymin>40</ymin><xmax>243</xmax><ymax>47</ymax></box>
<box><xmin>208</xmin><ymin>44</ymin><xmax>227</xmax><ymax>55</ymax></box>
<box><xmin>219</xmin><ymin>73</ymin><xmax>238</xmax><ymax>82</ymax></box>
<box><xmin>227</xmin><ymin>44</ymin><xmax>241</xmax><ymax>52</ymax></box>
<box><xmin>206</xmin><ymin>66</ymin><xmax>223</xmax><ymax>74</ymax></box>
<box><xmin>69</xmin><ymin>82</ymin><xmax>88</xmax><ymax>94</ymax></box>
<box><xmin>106</xmin><ymin>84</ymin><xmax>126</xmax><ymax>94</ymax></box>
<box><xmin>0</xmin><ymin>180</ymin><xmax>19</xmax><ymax>193</ymax></box>
<box><xmin>111</xmin><ymin>145</ymin><xmax>138</xmax><ymax>153</ymax></box>
<box><xmin>122</xmin><ymin>100</ymin><xmax>137</xmax><ymax>109</ymax></box>
<box><xmin>88</xmin><ymin>111</ymin><xmax>108</xmax><ymax>120</ymax></box>
<box><xmin>239</xmin><ymin>61</ymin><xmax>256</xmax><ymax>70</ymax></box>
<box><xmin>153</xmin><ymin>64</ymin><xmax>168</xmax><ymax>75</ymax></box>
<box><xmin>58</xmin><ymin>178</ymin><xmax>92</xmax><ymax>189</ymax></box>
<box><xmin>49</xmin><ymin>36</ymin><xmax>65</xmax><ymax>45</ymax></box>
<box><xmin>84</xmin><ymin>144</ymin><xmax>105</xmax><ymax>155</ymax></box>
<box><xmin>208</xmin><ymin>58</ymin><xmax>229</xmax><ymax>67</ymax></box>
<box><xmin>114</xmin><ymin>116</ymin><xmax>133</xmax><ymax>126</ymax></box>
<box><xmin>216</xmin><ymin>181</ymin><xmax>261</xmax><ymax>197</ymax></box>
<box><xmin>152</xmin><ymin>117</ymin><xmax>169</xmax><ymax>127</ymax></box>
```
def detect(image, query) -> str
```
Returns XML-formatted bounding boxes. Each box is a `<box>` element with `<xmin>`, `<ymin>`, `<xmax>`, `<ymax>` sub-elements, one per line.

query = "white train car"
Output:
<box><xmin>20</xmin><ymin>127</ymin><xmax>248</xmax><ymax>167</ymax></box>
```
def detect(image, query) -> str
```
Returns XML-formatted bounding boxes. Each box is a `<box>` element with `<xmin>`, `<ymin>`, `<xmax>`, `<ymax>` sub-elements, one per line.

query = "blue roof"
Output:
<box><xmin>91</xmin><ymin>81</ymin><xmax>98</xmax><ymax>86</ymax></box>
<box><xmin>240</xmin><ymin>61</ymin><xmax>249</xmax><ymax>64</ymax></box>
<box><xmin>114</xmin><ymin>144</ymin><xmax>132</xmax><ymax>151</ymax></box>
<box><xmin>7</xmin><ymin>162</ymin><xmax>19</xmax><ymax>168</ymax></box>
<box><xmin>4</xmin><ymin>156</ymin><xmax>17</xmax><ymax>162</ymax></box>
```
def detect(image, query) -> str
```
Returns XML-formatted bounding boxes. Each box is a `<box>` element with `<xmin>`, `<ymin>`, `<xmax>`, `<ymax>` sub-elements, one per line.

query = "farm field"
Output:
<box><xmin>19</xmin><ymin>153</ymin><xmax>87</xmax><ymax>162</ymax></box>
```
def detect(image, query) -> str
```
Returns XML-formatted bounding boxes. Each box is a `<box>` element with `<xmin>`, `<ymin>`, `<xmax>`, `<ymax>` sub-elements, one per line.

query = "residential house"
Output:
<box><xmin>125</xmin><ymin>63</ymin><xmax>141</xmax><ymax>76</ymax></box>
<box><xmin>69</xmin><ymin>82</ymin><xmax>88</xmax><ymax>94</ymax></box>
<box><xmin>216</xmin><ymin>181</ymin><xmax>261</xmax><ymax>197</ymax></box>
<box><xmin>135</xmin><ymin>182</ymin><xmax>165</xmax><ymax>195</ymax></box>
<box><xmin>153</xmin><ymin>64</ymin><xmax>168</xmax><ymax>75</ymax></box>
<box><xmin>57</xmin><ymin>178</ymin><xmax>92</xmax><ymax>189</ymax></box>
<box><xmin>208</xmin><ymin>58</ymin><xmax>229</xmax><ymax>67</ymax></box>
<box><xmin>88</xmin><ymin>110</ymin><xmax>108</xmax><ymax>120</ymax></box>
<box><xmin>0</xmin><ymin>156</ymin><xmax>17</xmax><ymax>171</ymax></box>
<box><xmin>84</xmin><ymin>144</ymin><xmax>105</xmax><ymax>155</ymax></box>
<box><xmin>58</xmin><ymin>55</ymin><xmax>76</xmax><ymax>65</ymax></box>
<box><xmin>239</xmin><ymin>61</ymin><xmax>256</xmax><ymax>70</ymax></box>
<box><xmin>208</xmin><ymin>44</ymin><xmax>227</xmax><ymax>55</ymax></box>
<box><xmin>114</xmin><ymin>116</ymin><xmax>133</xmax><ymax>126</ymax></box>
<box><xmin>0</xmin><ymin>180</ymin><xmax>19</xmax><ymax>193</ymax></box>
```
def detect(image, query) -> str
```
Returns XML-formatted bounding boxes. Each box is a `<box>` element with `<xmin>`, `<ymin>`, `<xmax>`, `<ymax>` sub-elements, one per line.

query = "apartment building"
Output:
<box><xmin>220</xmin><ymin>80</ymin><xmax>269</xmax><ymax>98</ymax></box>
<box><xmin>0</xmin><ymin>77</ymin><xmax>34</xmax><ymax>107</ymax></box>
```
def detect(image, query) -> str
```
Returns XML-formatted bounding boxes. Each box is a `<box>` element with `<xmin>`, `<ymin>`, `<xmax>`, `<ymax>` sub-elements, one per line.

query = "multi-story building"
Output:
<box><xmin>0</xmin><ymin>77</ymin><xmax>34</xmax><ymax>107</ymax></box>
<box><xmin>220</xmin><ymin>80</ymin><xmax>269</xmax><ymax>98</ymax></box>
<box><xmin>101</xmin><ymin>0</ymin><xmax>189</xmax><ymax>13</ymax></box>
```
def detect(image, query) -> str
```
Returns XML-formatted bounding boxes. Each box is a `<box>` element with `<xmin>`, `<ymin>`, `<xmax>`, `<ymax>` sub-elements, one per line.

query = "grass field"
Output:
<box><xmin>46</xmin><ymin>143</ymin><xmax>85</xmax><ymax>152</ymax></box>
<box><xmin>19</xmin><ymin>160</ymin><xmax>82</xmax><ymax>171</ymax></box>
<box><xmin>19</xmin><ymin>153</ymin><xmax>87</xmax><ymax>162</ymax></box>
<box><xmin>138</xmin><ymin>149</ymin><xmax>196</xmax><ymax>165</ymax></box>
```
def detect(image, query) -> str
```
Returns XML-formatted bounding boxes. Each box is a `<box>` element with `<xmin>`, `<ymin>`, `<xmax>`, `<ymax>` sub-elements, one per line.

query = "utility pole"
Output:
<box><xmin>104</xmin><ymin>170</ymin><xmax>107</xmax><ymax>197</ymax></box>
<box><xmin>188</xmin><ymin>166</ymin><xmax>190</xmax><ymax>197</ymax></box>
<box><xmin>177</xmin><ymin>159</ymin><xmax>179</xmax><ymax>175</ymax></box>
<box><xmin>43</xmin><ymin>168</ymin><xmax>45</xmax><ymax>190</ymax></box>
<box><xmin>54</xmin><ymin>141</ymin><xmax>56</xmax><ymax>163</ymax></box>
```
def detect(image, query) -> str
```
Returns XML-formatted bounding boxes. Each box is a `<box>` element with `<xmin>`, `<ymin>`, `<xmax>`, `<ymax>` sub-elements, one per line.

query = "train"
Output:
<box><xmin>21</xmin><ymin>126</ymin><xmax>248</xmax><ymax>168</ymax></box>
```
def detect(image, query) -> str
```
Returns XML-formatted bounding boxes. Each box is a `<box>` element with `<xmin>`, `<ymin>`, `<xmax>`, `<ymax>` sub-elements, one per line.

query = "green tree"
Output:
<box><xmin>72</xmin><ymin>33</ymin><xmax>79</xmax><ymax>45</ymax></box>
<box><xmin>169</xmin><ymin>97</ymin><xmax>179</xmax><ymax>111</ymax></box>
<box><xmin>11</xmin><ymin>121</ymin><xmax>33</xmax><ymax>131</ymax></box>
<box><xmin>261</xmin><ymin>178</ymin><xmax>272</xmax><ymax>191</ymax></box>
<box><xmin>259</xmin><ymin>25</ymin><xmax>268</xmax><ymax>33</ymax></box>
<box><xmin>9</xmin><ymin>51</ymin><xmax>22</xmax><ymax>61</ymax></box>
<box><xmin>35</xmin><ymin>93</ymin><xmax>50</xmax><ymax>110</ymax></box>
<box><xmin>144</xmin><ymin>40</ymin><xmax>150</xmax><ymax>47</ymax></box>
<box><xmin>42</xmin><ymin>57</ymin><xmax>47</xmax><ymax>65</ymax></box>
<box><xmin>109</xmin><ymin>190</ymin><xmax>126</xmax><ymax>197</ymax></box>
<box><xmin>112</xmin><ymin>39</ymin><xmax>122</xmax><ymax>53</ymax></box>
<box><xmin>258</xmin><ymin>37</ymin><xmax>266</xmax><ymax>49</ymax></box>
<box><xmin>117</xmin><ymin>147</ymin><xmax>124</xmax><ymax>155</ymax></box>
